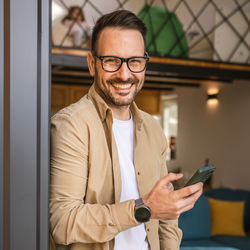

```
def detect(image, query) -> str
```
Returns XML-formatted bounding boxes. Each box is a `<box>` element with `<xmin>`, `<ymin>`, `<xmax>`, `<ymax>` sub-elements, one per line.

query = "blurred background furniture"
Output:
<box><xmin>179</xmin><ymin>188</ymin><xmax>250</xmax><ymax>250</ymax></box>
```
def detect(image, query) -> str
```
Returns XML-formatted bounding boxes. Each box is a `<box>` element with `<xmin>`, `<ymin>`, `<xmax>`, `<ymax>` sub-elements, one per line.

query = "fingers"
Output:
<box><xmin>179</xmin><ymin>187</ymin><xmax>203</xmax><ymax>214</ymax></box>
<box><xmin>165</xmin><ymin>187</ymin><xmax>203</xmax><ymax>219</ymax></box>
<box><xmin>144</xmin><ymin>174</ymin><xmax>204</xmax><ymax>221</ymax></box>
<box><xmin>176</xmin><ymin>182</ymin><xmax>203</xmax><ymax>199</ymax></box>
<box><xmin>157</xmin><ymin>173</ymin><xmax>183</xmax><ymax>188</ymax></box>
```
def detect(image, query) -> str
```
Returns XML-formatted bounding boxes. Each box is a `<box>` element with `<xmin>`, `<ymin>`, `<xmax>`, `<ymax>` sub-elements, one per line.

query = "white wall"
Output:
<box><xmin>168</xmin><ymin>79</ymin><xmax>250</xmax><ymax>190</ymax></box>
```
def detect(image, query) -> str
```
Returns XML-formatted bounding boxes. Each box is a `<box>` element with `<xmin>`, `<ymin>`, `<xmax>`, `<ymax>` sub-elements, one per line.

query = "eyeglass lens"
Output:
<box><xmin>102</xmin><ymin>57</ymin><xmax>147</xmax><ymax>72</ymax></box>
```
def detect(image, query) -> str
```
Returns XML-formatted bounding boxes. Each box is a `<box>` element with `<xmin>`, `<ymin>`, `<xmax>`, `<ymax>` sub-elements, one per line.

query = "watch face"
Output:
<box><xmin>135</xmin><ymin>206</ymin><xmax>151</xmax><ymax>222</ymax></box>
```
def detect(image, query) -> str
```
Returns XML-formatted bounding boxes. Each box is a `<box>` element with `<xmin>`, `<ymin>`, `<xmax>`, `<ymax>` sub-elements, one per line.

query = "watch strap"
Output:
<box><xmin>135</xmin><ymin>198</ymin><xmax>144</xmax><ymax>207</ymax></box>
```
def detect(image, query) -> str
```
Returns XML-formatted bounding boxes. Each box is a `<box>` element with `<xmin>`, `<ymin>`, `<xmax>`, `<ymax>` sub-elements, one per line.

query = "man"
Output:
<box><xmin>50</xmin><ymin>10</ymin><xmax>203</xmax><ymax>250</ymax></box>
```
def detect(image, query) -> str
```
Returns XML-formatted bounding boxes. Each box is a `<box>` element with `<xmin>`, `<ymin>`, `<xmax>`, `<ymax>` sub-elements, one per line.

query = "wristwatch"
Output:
<box><xmin>134</xmin><ymin>198</ymin><xmax>151</xmax><ymax>222</ymax></box>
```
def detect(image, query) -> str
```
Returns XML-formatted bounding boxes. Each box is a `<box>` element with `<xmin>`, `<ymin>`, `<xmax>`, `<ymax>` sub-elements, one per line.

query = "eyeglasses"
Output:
<box><xmin>94</xmin><ymin>52</ymin><xmax>149</xmax><ymax>73</ymax></box>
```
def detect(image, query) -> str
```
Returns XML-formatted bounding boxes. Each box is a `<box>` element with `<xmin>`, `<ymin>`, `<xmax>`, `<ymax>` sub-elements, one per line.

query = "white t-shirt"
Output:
<box><xmin>112</xmin><ymin>116</ymin><xmax>149</xmax><ymax>250</ymax></box>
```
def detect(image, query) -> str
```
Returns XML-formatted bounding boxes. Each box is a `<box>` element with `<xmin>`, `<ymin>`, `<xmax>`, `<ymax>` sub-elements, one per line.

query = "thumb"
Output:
<box><xmin>158</xmin><ymin>173</ymin><xmax>183</xmax><ymax>188</ymax></box>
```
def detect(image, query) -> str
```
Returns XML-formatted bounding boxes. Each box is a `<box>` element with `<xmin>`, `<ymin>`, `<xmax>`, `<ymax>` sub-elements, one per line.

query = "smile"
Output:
<box><xmin>112</xmin><ymin>83</ymin><xmax>132</xmax><ymax>89</ymax></box>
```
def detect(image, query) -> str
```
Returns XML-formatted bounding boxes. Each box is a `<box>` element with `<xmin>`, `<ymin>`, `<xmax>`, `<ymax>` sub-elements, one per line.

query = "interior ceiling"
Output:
<box><xmin>52</xmin><ymin>48</ymin><xmax>250</xmax><ymax>91</ymax></box>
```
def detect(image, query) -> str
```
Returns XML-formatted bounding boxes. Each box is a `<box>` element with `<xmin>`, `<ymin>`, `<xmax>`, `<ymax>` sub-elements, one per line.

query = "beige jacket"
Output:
<box><xmin>50</xmin><ymin>85</ymin><xmax>182</xmax><ymax>250</ymax></box>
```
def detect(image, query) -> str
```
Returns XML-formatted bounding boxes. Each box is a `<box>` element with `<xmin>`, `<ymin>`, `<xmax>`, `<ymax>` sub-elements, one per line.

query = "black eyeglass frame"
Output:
<box><xmin>94</xmin><ymin>52</ymin><xmax>149</xmax><ymax>73</ymax></box>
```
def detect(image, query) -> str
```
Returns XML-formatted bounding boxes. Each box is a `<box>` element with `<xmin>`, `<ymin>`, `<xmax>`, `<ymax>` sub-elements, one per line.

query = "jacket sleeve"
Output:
<box><xmin>50</xmin><ymin>112</ymin><xmax>140</xmax><ymax>245</ymax></box>
<box><xmin>158</xmin><ymin>136</ymin><xmax>182</xmax><ymax>250</ymax></box>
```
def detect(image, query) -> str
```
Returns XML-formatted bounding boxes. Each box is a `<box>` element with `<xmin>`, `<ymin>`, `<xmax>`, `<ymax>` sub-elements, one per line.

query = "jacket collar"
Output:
<box><xmin>87</xmin><ymin>84</ymin><xmax>143</xmax><ymax>130</ymax></box>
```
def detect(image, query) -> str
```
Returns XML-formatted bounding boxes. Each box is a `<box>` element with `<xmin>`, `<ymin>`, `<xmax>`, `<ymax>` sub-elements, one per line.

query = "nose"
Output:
<box><xmin>116</xmin><ymin>61</ymin><xmax>132</xmax><ymax>81</ymax></box>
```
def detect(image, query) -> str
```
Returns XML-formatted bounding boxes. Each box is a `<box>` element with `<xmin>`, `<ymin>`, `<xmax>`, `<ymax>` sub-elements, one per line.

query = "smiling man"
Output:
<box><xmin>50</xmin><ymin>10</ymin><xmax>203</xmax><ymax>250</ymax></box>
<box><xmin>88</xmin><ymin>27</ymin><xmax>146</xmax><ymax>119</ymax></box>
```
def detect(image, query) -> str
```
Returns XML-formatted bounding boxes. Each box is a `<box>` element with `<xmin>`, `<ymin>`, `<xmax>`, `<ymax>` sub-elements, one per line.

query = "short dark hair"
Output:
<box><xmin>91</xmin><ymin>10</ymin><xmax>147</xmax><ymax>53</ymax></box>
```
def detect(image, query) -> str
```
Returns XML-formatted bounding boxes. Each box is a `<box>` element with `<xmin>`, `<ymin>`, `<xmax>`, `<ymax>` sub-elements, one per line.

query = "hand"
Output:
<box><xmin>142</xmin><ymin>173</ymin><xmax>203</xmax><ymax>220</ymax></box>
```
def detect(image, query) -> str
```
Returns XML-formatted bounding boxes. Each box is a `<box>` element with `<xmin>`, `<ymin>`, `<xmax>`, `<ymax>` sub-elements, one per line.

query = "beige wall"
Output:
<box><xmin>168</xmin><ymin>79</ymin><xmax>250</xmax><ymax>190</ymax></box>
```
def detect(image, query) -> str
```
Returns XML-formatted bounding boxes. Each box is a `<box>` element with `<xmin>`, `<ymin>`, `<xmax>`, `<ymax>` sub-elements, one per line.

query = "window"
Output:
<box><xmin>162</xmin><ymin>94</ymin><xmax>178</xmax><ymax>161</ymax></box>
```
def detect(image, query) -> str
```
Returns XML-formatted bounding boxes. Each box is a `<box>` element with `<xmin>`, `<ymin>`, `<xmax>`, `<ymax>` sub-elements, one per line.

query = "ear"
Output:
<box><xmin>87</xmin><ymin>52</ymin><xmax>95</xmax><ymax>77</ymax></box>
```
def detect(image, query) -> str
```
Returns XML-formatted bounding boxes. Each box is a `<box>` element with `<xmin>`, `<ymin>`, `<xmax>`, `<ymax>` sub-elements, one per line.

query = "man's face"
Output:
<box><xmin>88</xmin><ymin>27</ymin><xmax>146</xmax><ymax>108</ymax></box>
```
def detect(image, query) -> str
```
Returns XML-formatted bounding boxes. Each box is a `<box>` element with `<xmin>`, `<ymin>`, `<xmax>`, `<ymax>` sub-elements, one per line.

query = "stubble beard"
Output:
<box><xmin>106</xmin><ymin>78</ymin><xmax>140</xmax><ymax>107</ymax></box>
<box><xmin>94</xmin><ymin>68</ymin><xmax>142</xmax><ymax>107</ymax></box>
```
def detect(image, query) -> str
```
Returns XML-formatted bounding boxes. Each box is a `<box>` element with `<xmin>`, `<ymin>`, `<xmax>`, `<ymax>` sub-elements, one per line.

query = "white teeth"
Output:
<box><xmin>112</xmin><ymin>83</ymin><xmax>132</xmax><ymax>89</ymax></box>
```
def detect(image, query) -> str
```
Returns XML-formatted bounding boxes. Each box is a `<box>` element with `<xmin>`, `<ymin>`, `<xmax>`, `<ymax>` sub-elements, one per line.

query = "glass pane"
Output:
<box><xmin>51</xmin><ymin>0</ymin><xmax>250</xmax><ymax>65</ymax></box>
<box><xmin>162</xmin><ymin>94</ymin><xmax>178</xmax><ymax>161</ymax></box>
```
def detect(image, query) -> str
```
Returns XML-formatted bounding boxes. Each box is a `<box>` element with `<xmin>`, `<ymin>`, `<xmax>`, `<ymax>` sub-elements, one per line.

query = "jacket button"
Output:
<box><xmin>137</xmin><ymin>171</ymin><xmax>141</xmax><ymax>175</ymax></box>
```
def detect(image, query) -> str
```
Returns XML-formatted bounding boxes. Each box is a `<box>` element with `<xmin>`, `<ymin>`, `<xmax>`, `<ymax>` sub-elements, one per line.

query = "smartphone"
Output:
<box><xmin>184</xmin><ymin>165</ymin><xmax>216</xmax><ymax>187</ymax></box>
